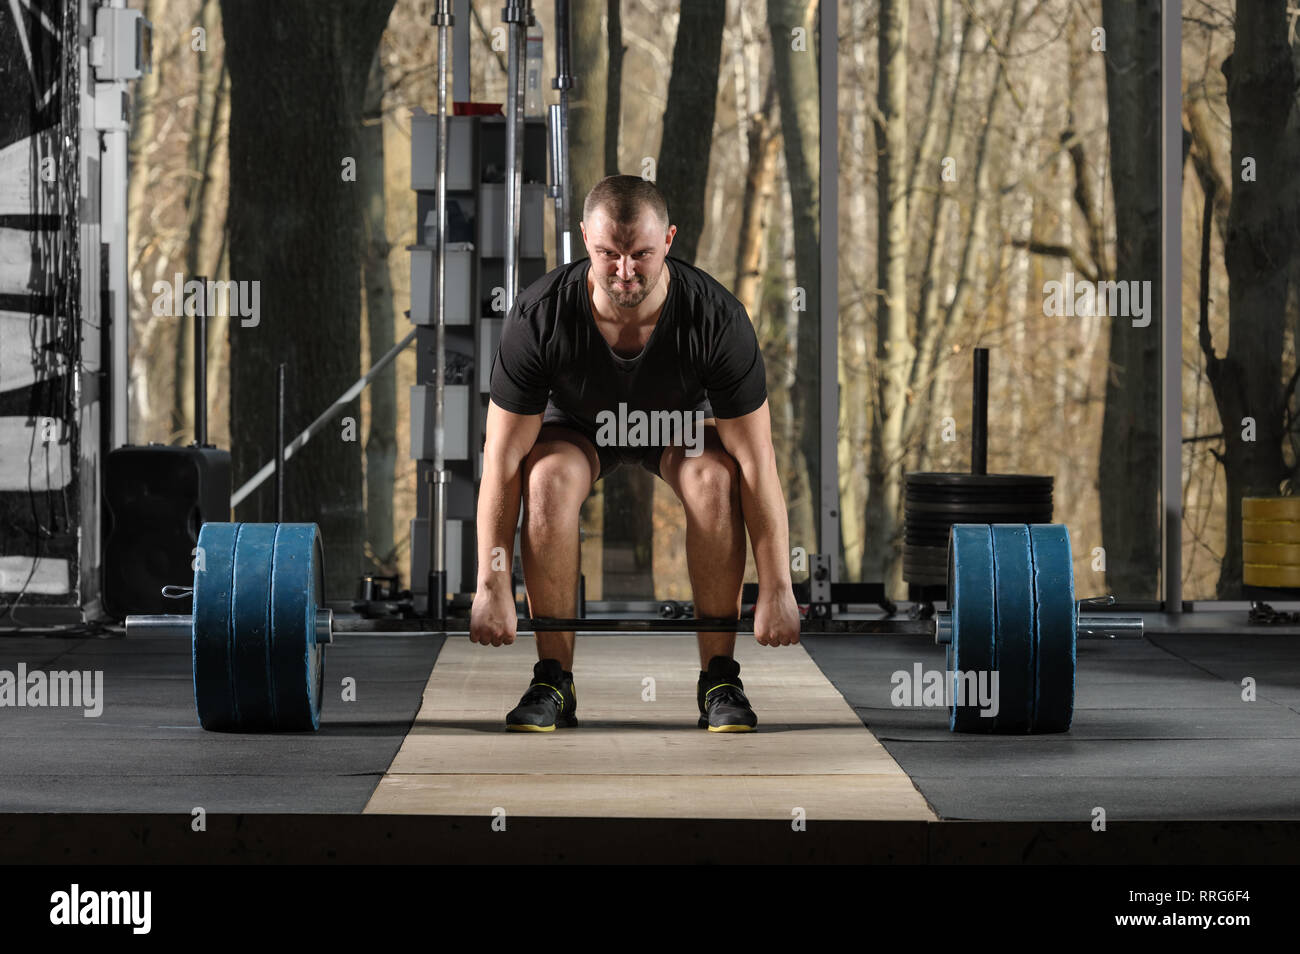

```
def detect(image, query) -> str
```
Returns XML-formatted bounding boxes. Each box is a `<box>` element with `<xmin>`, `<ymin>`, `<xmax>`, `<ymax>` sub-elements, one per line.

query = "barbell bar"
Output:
<box><xmin>127</xmin><ymin>608</ymin><xmax>1143</xmax><ymax>642</ymax></box>
<box><xmin>125</xmin><ymin>521</ymin><xmax>1143</xmax><ymax>734</ymax></box>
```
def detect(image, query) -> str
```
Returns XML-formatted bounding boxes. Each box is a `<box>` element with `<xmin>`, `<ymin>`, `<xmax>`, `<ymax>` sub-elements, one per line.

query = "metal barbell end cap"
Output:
<box><xmin>316</xmin><ymin>607</ymin><xmax>334</xmax><ymax>645</ymax></box>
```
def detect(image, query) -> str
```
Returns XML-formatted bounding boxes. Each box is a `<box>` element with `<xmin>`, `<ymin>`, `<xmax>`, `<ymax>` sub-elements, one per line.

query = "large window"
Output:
<box><xmin>837</xmin><ymin>0</ymin><xmax>1164</xmax><ymax>601</ymax></box>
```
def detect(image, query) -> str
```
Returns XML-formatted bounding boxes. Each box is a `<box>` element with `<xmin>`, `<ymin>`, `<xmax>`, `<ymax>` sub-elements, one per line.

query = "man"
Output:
<box><xmin>471</xmin><ymin>174</ymin><xmax>801</xmax><ymax>732</ymax></box>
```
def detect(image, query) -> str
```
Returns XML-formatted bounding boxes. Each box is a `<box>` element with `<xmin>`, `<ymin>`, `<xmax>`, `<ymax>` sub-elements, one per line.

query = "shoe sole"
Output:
<box><xmin>506</xmin><ymin>717</ymin><xmax>578</xmax><ymax>732</ymax></box>
<box><xmin>698</xmin><ymin>718</ymin><xmax>757</xmax><ymax>732</ymax></box>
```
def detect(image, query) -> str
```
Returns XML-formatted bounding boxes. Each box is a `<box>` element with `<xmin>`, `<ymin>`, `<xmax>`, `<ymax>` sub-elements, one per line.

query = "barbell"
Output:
<box><xmin>125</xmin><ymin>522</ymin><xmax>1142</xmax><ymax>734</ymax></box>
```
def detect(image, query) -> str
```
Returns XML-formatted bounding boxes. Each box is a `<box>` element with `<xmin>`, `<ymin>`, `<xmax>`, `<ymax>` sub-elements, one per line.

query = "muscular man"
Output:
<box><xmin>471</xmin><ymin>174</ymin><xmax>801</xmax><ymax>732</ymax></box>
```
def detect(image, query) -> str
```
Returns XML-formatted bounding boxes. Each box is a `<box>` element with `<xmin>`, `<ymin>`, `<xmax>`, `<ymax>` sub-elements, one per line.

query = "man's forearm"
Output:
<box><xmin>476</xmin><ymin>457</ymin><xmax>522</xmax><ymax>592</ymax></box>
<box><xmin>737</xmin><ymin>446</ymin><xmax>793</xmax><ymax>591</ymax></box>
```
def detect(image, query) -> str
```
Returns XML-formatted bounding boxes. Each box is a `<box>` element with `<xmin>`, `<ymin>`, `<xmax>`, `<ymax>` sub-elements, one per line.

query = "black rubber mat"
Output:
<box><xmin>802</xmin><ymin>632</ymin><xmax>1300</xmax><ymax>820</ymax></box>
<box><xmin>0</xmin><ymin>630</ymin><xmax>442</xmax><ymax>812</ymax></box>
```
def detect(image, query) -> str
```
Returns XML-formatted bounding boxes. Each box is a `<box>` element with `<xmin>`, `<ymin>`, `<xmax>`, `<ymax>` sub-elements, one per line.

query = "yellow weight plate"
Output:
<box><xmin>1242</xmin><ymin>497</ymin><xmax>1300</xmax><ymax>521</ymax></box>
<box><xmin>1243</xmin><ymin>563</ymin><xmax>1300</xmax><ymax>588</ymax></box>
<box><xmin>1243</xmin><ymin>542</ymin><xmax>1300</xmax><ymax>565</ymax></box>
<box><xmin>1242</xmin><ymin>519</ymin><xmax>1300</xmax><ymax>543</ymax></box>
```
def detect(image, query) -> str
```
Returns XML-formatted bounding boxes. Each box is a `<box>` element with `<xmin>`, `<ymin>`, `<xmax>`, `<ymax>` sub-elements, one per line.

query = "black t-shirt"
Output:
<box><xmin>489</xmin><ymin>256</ymin><xmax>768</xmax><ymax>437</ymax></box>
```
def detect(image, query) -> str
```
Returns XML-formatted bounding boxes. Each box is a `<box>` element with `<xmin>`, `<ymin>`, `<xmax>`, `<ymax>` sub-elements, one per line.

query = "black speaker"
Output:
<box><xmin>103</xmin><ymin>443</ymin><xmax>231</xmax><ymax>620</ymax></box>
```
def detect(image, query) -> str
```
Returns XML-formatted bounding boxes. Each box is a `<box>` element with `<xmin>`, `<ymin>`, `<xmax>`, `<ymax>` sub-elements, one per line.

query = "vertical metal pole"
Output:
<box><xmin>429</xmin><ymin>0</ymin><xmax>454</xmax><ymax>623</ymax></box>
<box><xmin>276</xmin><ymin>363</ymin><xmax>285</xmax><ymax>523</ymax></box>
<box><xmin>818</xmin><ymin>0</ymin><xmax>839</xmax><ymax>577</ymax></box>
<box><xmin>453</xmin><ymin>0</ymin><xmax>471</xmax><ymax>102</ymax></box>
<box><xmin>972</xmin><ymin>348</ymin><xmax>988</xmax><ymax>476</ymax></box>
<box><xmin>194</xmin><ymin>275</ymin><xmax>207</xmax><ymax>446</ymax></box>
<box><xmin>1161</xmin><ymin>0</ymin><xmax>1182</xmax><ymax>613</ymax></box>
<box><xmin>503</xmin><ymin>2</ymin><xmax>531</xmax><ymax>311</ymax></box>
<box><xmin>552</xmin><ymin>0</ymin><xmax>573</xmax><ymax>264</ymax></box>
<box><xmin>100</xmin><ymin>0</ymin><xmax>131</xmax><ymax>450</ymax></box>
<box><xmin>549</xmin><ymin>104</ymin><xmax>571</xmax><ymax>264</ymax></box>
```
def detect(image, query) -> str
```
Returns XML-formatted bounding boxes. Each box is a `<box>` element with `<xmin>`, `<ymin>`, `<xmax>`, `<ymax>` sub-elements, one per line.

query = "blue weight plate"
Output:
<box><xmin>231</xmin><ymin>523</ymin><xmax>278</xmax><ymax>730</ymax></box>
<box><xmin>990</xmin><ymin>524</ymin><xmax>1034</xmax><ymax>733</ymax></box>
<box><xmin>193</xmin><ymin>522</ymin><xmax>240</xmax><ymax>730</ymax></box>
<box><xmin>1030</xmin><ymin>524</ymin><xmax>1076</xmax><ymax>732</ymax></box>
<box><xmin>269</xmin><ymin>524</ymin><xmax>326</xmax><ymax>731</ymax></box>
<box><xmin>948</xmin><ymin>524</ymin><xmax>996</xmax><ymax>733</ymax></box>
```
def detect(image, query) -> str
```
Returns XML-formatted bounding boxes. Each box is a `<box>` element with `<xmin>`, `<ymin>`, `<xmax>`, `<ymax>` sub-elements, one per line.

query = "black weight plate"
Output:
<box><xmin>906</xmin><ymin>505</ymin><xmax>1055</xmax><ymax>518</ymax></box>
<box><xmin>908</xmin><ymin>500</ymin><xmax>1057</xmax><ymax>516</ymax></box>
<box><xmin>904</xmin><ymin>548</ymin><xmax>949</xmax><ymax>561</ymax></box>
<box><xmin>907</xmin><ymin>472</ymin><xmax>1053</xmax><ymax>487</ymax></box>
<box><xmin>906</xmin><ymin>487</ymin><xmax>1052</xmax><ymax>498</ymax></box>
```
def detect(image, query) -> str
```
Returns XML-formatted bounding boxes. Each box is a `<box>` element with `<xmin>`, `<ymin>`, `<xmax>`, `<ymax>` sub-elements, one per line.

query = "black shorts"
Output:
<box><xmin>542</xmin><ymin>402</ymin><xmax>666</xmax><ymax>480</ymax></box>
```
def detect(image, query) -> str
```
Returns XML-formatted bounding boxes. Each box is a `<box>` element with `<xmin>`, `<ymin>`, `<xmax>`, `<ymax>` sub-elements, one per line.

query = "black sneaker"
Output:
<box><xmin>506</xmin><ymin>659</ymin><xmax>577</xmax><ymax>732</ymax></box>
<box><xmin>697</xmin><ymin>655</ymin><xmax>757</xmax><ymax>732</ymax></box>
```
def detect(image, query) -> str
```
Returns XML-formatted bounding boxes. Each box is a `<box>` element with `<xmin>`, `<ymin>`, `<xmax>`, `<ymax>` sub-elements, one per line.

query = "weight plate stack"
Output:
<box><xmin>193</xmin><ymin>522</ymin><xmax>327</xmax><ymax>732</ymax></box>
<box><xmin>905</xmin><ymin>473</ymin><xmax>1053</xmax><ymax>589</ymax></box>
<box><xmin>1242</xmin><ymin>497</ymin><xmax>1300</xmax><ymax>589</ymax></box>
<box><xmin>947</xmin><ymin>522</ymin><xmax>1076</xmax><ymax>734</ymax></box>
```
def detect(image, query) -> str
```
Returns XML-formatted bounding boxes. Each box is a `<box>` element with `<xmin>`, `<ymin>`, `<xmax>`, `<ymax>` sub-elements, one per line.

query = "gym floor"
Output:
<box><xmin>1</xmin><ymin>613</ymin><xmax>1297</xmax><ymax>861</ymax></box>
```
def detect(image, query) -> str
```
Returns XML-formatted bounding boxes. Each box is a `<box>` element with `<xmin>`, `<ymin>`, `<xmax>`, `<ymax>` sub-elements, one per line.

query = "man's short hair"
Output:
<box><xmin>582</xmin><ymin>175</ymin><xmax>670</xmax><ymax>231</ymax></box>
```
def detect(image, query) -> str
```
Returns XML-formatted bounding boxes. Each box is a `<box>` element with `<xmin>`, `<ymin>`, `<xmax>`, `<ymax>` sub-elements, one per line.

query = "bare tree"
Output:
<box><xmin>173</xmin><ymin>0</ymin><xmax>224</xmax><ymax>441</ymax></box>
<box><xmin>606</xmin><ymin>0</ymin><xmax>624</xmax><ymax>175</ymax></box>
<box><xmin>1204</xmin><ymin>0</ymin><xmax>1299</xmax><ymax>596</ymax></box>
<box><xmin>1098</xmin><ymin>0</ymin><xmax>1162</xmax><ymax>598</ymax></box>
<box><xmin>221</xmin><ymin>0</ymin><xmax>396</xmax><ymax>596</ymax></box>
<box><xmin>864</xmin><ymin>0</ymin><xmax>909</xmax><ymax>588</ymax></box>
<box><xmin>657</xmin><ymin>0</ymin><xmax>726</xmax><ymax>263</ymax></box>
<box><xmin>767</xmin><ymin>0</ymin><xmax>819</xmax><ymax>556</ymax></box>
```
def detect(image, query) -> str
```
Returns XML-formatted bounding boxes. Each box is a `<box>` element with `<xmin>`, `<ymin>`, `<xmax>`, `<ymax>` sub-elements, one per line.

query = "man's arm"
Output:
<box><xmin>714</xmin><ymin>399</ymin><xmax>800</xmax><ymax>645</ymax></box>
<box><xmin>469</xmin><ymin>400</ymin><xmax>543</xmax><ymax>646</ymax></box>
<box><xmin>477</xmin><ymin>400</ymin><xmax>543</xmax><ymax>595</ymax></box>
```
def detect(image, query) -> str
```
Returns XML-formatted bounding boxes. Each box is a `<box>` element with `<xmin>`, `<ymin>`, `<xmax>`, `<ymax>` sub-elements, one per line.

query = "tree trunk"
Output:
<box><xmin>733</xmin><ymin>83</ymin><xmax>779</xmax><ymax>318</ymax></box>
<box><xmin>127</xmin><ymin>0</ymin><xmax>170</xmax><ymax>439</ymax></box>
<box><xmin>839</xmin><ymin>0</ymin><xmax>872</xmax><ymax>579</ymax></box>
<box><xmin>1099</xmin><ymin>0</ymin><xmax>1164</xmax><ymax>598</ymax></box>
<box><xmin>863</xmin><ymin>0</ymin><xmax>908</xmax><ymax>591</ymax></box>
<box><xmin>605</xmin><ymin>0</ymin><xmax>623</xmax><ymax>176</ymax></box>
<box><xmin>596</xmin><ymin>0</ymin><xmax>727</xmax><ymax>600</ymax></box>
<box><xmin>767</xmin><ymin>0</ymin><xmax>819</xmax><ymax>557</ymax></box>
<box><xmin>221</xmin><ymin>0</ymin><xmax>396</xmax><ymax>598</ymax></box>
<box><xmin>204</xmin><ymin>61</ymin><xmax>232</xmax><ymax>452</ymax></box>
<box><xmin>362</xmin><ymin>50</ymin><xmax>397</xmax><ymax>574</ymax></box>
<box><xmin>1206</xmin><ymin>2</ymin><xmax>1299</xmax><ymax>596</ymax></box>
<box><xmin>657</xmin><ymin>0</ymin><xmax>726</xmax><ymax>262</ymax></box>
<box><xmin>565</xmin><ymin>0</ymin><xmax>618</xmax><ymax>597</ymax></box>
<box><xmin>174</xmin><ymin>0</ymin><xmax>223</xmax><ymax>442</ymax></box>
<box><xmin>567</xmin><ymin>0</ymin><xmax>607</xmax><ymax>242</ymax></box>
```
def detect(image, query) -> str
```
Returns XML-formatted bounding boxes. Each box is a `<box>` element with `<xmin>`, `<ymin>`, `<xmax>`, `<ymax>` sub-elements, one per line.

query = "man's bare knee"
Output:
<box><xmin>678</xmin><ymin>452</ymin><xmax>740</xmax><ymax>505</ymax></box>
<box><xmin>523</xmin><ymin>449</ymin><xmax>589</xmax><ymax>519</ymax></box>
